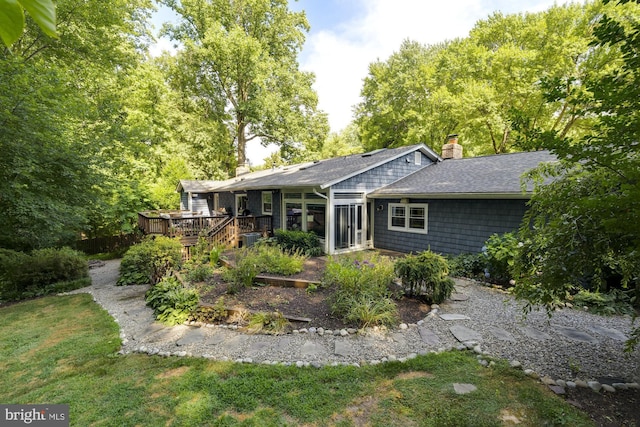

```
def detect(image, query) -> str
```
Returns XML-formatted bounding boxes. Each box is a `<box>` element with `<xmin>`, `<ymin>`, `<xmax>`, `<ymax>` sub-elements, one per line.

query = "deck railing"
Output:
<box><xmin>138</xmin><ymin>211</ymin><xmax>273</xmax><ymax>255</ymax></box>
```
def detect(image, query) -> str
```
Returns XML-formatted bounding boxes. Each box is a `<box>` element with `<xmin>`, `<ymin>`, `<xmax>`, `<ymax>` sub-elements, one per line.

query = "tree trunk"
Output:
<box><xmin>237</xmin><ymin>119</ymin><xmax>247</xmax><ymax>166</ymax></box>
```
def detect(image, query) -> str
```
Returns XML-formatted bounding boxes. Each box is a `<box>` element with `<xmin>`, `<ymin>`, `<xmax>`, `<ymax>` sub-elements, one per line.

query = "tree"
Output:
<box><xmin>163</xmin><ymin>0</ymin><xmax>328</xmax><ymax>171</ymax></box>
<box><xmin>355</xmin><ymin>3</ymin><xmax>619</xmax><ymax>155</ymax></box>
<box><xmin>513</xmin><ymin>0</ymin><xmax>640</xmax><ymax>350</ymax></box>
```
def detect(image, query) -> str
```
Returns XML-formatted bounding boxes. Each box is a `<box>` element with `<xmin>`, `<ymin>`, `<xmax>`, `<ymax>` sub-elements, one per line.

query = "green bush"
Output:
<box><xmin>325</xmin><ymin>253</ymin><xmax>398</xmax><ymax>328</ymax></box>
<box><xmin>117</xmin><ymin>236</ymin><xmax>183</xmax><ymax>286</ymax></box>
<box><xmin>222</xmin><ymin>248</ymin><xmax>259</xmax><ymax>292</ymax></box>
<box><xmin>0</xmin><ymin>247</ymin><xmax>88</xmax><ymax>302</ymax></box>
<box><xmin>447</xmin><ymin>253</ymin><xmax>485</xmax><ymax>279</ymax></box>
<box><xmin>273</xmin><ymin>229</ymin><xmax>323</xmax><ymax>256</ymax></box>
<box><xmin>145</xmin><ymin>276</ymin><xmax>199</xmax><ymax>325</ymax></box>
<box><xmin>571</xmin><ymin>289</ymin><xmax>635</xmax><ymax>316</ymax></box>
<box><xmin>394</xmin><ymin>251</ymin><xmax>455</xmax><ymax>303</ymax></box>
<box><xmin>483</xmin><ymin>232</ymin><xmax>519</xmax><ymax>286</ymax></box>
<box><xmin>183</xmin><ymin>262</ymin><xmax>215</xmax><ymax>283</ymax></box>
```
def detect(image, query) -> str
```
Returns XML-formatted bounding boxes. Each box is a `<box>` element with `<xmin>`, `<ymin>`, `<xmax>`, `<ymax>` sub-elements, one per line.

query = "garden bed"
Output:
<box><xmin>198</xmin><ymin>256</ymin><xmax>431</xmax><ymax>331</ymax></box>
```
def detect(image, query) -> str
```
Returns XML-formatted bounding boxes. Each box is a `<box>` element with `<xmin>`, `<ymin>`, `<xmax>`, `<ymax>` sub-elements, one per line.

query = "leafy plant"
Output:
<box><xmin>191</xmin><ymin>297</ymin><xmax>228</xmax><ymax>323</ymax></box>
<box><xmin>209</xmin><ymin>245</ymin><xmax>223</xmax><ymax>266</ymax></box>
<box><xmin>222</xmin><ymin>248</ymin><xmax>259</xmax><ymax>292</ymax></box>
<box><xmin>571</xmin><ymin>289</ymin><xmax>635</xmax><ymax>316</ymax></box>
<box><xmin>325</xmin><ymin>253</ymin><xmax>397</xmax><ymax>328</ymax></box>
<box><xmin>183</xmin><ymin>262</ymin><xmax>214</xmax><ymax>283</ymax></box>
<box><xmin>273</xmin><ymin>229</ymin><xmax>323</xmax><ymax>256</ymax></box>
<box><xmin>145</xmin><ymin>276</ymin><xmax>199</xmax><ymax>325</ymax></box>
<box><xmin>117</xmin><ymin>236</ymin><xmax>183</xmax><ymax>286</ymax></box>
<box><xmin>394</xmin><ymin>251</ymin><xmax>455</xmax><ymax>303</ymax></box>
<box><xmin>483</xmin><ymin>232</ymin><xmax>519</xmax><ymax>286</ymax></box>
<box><xmin>447</xmin><ymin>253</ymin><xmax>485</xmax><ymax>279</ymax></box>
<box><xmin>247</xmin><ymin>311</ymin><xmax>290</xmax><ymax>335</ymax></box>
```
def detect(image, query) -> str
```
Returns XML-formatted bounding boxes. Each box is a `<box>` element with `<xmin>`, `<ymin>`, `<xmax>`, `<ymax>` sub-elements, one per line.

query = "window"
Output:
<box><xmin>262</xmin><ymin>191</ymin><xmax>272</xmax><ymax>215</ymax></box>
<box><xmin>388</xmin><ymin>203</ymin><xmax>428</xmax><ymax>234</ymax></box>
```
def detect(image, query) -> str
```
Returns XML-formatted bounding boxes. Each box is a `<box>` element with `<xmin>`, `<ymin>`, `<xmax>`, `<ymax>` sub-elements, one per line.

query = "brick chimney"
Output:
<box><xmin>442</xmin><ymin>134</ymin><xmax>463</xmax><ymax>160</ymax></box>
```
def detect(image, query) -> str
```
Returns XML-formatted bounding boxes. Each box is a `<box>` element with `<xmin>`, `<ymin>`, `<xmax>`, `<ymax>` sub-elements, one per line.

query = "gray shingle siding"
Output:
<box><xmin>333</xmin><ymin>153</ymin><xmax>433</xmax><ymax>191</ymax></box>
<box><xmin>218</xmin><ymin>192</ymin><xmax>235</xmax><ymax>214</ymax></box>
<box><xmin>373</xmin><ymin>199</ymin><xmax>527</xmax><ymax>255</ymax></box>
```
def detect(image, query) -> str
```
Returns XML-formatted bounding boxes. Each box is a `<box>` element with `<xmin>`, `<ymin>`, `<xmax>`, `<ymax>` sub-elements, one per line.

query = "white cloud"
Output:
<box><xmin>300</xmin><ymin>0</ymin><xmax>573</xmax><ymax>133</ymax></box>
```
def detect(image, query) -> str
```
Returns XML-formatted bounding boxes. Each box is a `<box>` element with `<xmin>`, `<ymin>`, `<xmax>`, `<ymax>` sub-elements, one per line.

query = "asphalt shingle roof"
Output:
<box><xmin>215</xmin><ymin>144</ymin><xmax>441</xmax><ymax>191</ymax></box>
<box><xmin>369</xmin><ymin>150</ymin><xmax>556</xmax><ymax>199</ymax></box>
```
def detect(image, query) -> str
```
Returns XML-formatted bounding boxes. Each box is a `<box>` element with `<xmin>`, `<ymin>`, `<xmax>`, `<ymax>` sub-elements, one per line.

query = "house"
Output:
<box><xmin>144</xmin><ymin>140</ymin><xmax>555</xmax><ymax>256</ymax></box>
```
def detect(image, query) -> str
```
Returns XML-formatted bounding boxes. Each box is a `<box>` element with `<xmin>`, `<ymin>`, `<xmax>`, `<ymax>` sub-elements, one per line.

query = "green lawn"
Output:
<box><xmin>0</xmin><ymin>294</ymin><xmax>593</xmax><ymax>426</ymax></box>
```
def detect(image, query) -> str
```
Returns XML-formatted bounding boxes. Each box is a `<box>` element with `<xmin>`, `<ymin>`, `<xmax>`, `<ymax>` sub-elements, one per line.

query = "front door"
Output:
<box><xmin>334</xmin><ymin>203</ymin><xmax>363</xmax><ymax>251</ymax></box>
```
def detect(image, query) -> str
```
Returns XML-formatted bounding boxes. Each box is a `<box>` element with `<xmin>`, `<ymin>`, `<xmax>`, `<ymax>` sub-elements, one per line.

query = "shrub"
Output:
<box><xmin>117</xmin><ymin>236</ymin><xmax>183</xmax><ymax>286</ymax></box>
<box><xmin>145</xmin><ymin>276</ymin><xmax>199</xmax><ymax>325</ymax></box>
<box><xmin>247</xmin><ymin>311</ymin><xmax>290</xmax><ymax>335</ymax></box>
<box><xmin>209</xmin><ymin>245</ymin><xmax>223</xmax><ymax>266</ymax></box>
<box><xmin>447</xmin><ymin>253</ymin><xmax>485</xmax><ymax>279</ymax></box>
<box><xmin>255</xmin><ymin>244</ymin><xmax>306</xmax><ymax>276</ymax></box>
<box><xmin>222</xmin><ymin>248</ymin><xmax>259</xmax><ymax>292</ymax></box>
<box><xmin>183</xmin><ymin>262</ymin><xmax>215</xmax><ymax>283</ymax></box>
<box><xmin>394</xmin><ymin>251</ymin><xmax>455</xmax><ymax>303</ymax></box>
<box><xmin>325</xmin><ymin>253</ymin><xmax>398</xmax><ymax>328</ymax></box>
<box><xmin>190</xmin><ymin>297</ymin><xmax>228</xmax><ymax>323</ymax></box>
<box><xmin>273</xmin><ymin>229</ymin><xmax>323</xmax><ymax>256</ymax></box>
<box><xmin>0</xmin><ymin>247</ymin><xmax>88</xmax><ymax>302</ymax></box>
<box><xmin>571</xmin><ymin>289</ymin><xmax>635</xmax><ymax>316</ymax></box>
<box><xmin>483</xmin><ymin>232</ymin><xmax>520</xmax><ymax>285</ymax></box>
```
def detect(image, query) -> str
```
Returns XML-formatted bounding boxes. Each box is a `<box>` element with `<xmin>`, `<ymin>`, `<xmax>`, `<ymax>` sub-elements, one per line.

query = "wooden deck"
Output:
<box><xmin>138</xmin><ymin>211</ymin><xmax>273</xmax><ymax>258</ymax></box>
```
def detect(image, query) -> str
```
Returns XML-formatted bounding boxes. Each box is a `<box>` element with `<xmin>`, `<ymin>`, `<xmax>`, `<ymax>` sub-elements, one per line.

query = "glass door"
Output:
<box><xmin>334</xmin><ymin>203</ymin><xmax>363</xmax><ymax>251</ymax></box>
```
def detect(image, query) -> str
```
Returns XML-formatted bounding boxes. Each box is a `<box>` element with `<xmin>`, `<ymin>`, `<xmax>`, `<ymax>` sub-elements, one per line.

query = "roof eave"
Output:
<box><xmin>367</xmin><ymin>192</ymin><xmax>531</xmax><ymax>200</ymax></box>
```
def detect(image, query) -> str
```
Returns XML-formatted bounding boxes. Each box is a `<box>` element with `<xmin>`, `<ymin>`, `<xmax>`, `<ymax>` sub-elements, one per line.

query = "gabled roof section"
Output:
<box><xmin>369</xmin><ymin>150</ymin><xmax>556</xmax><ymax>199</ymax></box>
<box><xmin>218</xmin><ymin>144</ymin><xmax>441</xmax><ymax>191</ymax></box>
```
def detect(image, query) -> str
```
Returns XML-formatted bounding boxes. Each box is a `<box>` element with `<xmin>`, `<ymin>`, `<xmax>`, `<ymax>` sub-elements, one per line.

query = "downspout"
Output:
<box><xmin>312</xmin><ymin>188</ymin><xmax>328</xmax><ymax>200</ymax></box>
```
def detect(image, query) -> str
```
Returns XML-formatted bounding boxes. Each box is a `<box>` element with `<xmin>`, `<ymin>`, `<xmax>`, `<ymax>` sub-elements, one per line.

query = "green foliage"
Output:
<box><xmin>483</xmin><ymin>232</ymin><xmax>519</xmax><ymax>285</ymax></box>
<box><xmin>209</xmin><ymin>245</ymin><xmax>223</xmax><ymax>266</ymax></box>
<box><xmin>325</xmin><ymin>253</ymin><xmax>398</xmax><ymax>328</ymax></box>
<box><xmin>247</xmin><ymin>311</ymin><xmax>290</xmax><ymax>335</ymax></box>
<box><xmin>117</xmin><ymin>237</ymin><xmax>183</xmax><ymax>286</ymax></box>
<box><xmin>0</xmin><ymin>247</ymin><xmax>88</xmax><ymax>302</ymax></box>
<box><xmin>511</xmin><ymin>0</ymin><xmax>640</xmax><ymax>350</ymax></box>
<box><xmin>447</xmin><ymin>253</ymin><xmax>485</xmax><ymax>279</ymax></box>
<box><xmin>222</xmin><ymin>245</ymin><xmax>305</xmax><ymax>292</ymax></box>
<box><xmin>164</xmin><ymin>0</ymin><xmax>328</xmax><ymax>167</ymax></box>
<box><xmin>273</xmin><ymin>229</ymin><xmax>323</xmax><ymax>256</ymax></box>
<box><xmin>182</xmin><ymin>262</ymin><xmax>214</xmax><ymax>283</ymax></box>
<box><xmin>145</xmin><ymin>276</ymin><xmax>199</xmax><ymax>325</ymax></box>
<box><xmin>190</xmin><ymin>296</ymin><xmax>228</xmax><ymax>323</ymax></box>
<box><xmin>394</xmin><ymin>251</ymin><xmax>455</xmax><ymax>303</ymax></box>
<box><xmin>571</xmin><ymin>289</ymin><xmax>635</xmax><ymax>316</ymax></box>
<box><xmin>0</xmin><ymin>0</ymin><xmax>57</xmax><ymax>47</ymax></box>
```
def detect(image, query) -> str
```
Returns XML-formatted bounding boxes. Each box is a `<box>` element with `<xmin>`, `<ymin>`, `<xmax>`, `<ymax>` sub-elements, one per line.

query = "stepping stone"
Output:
<box><xmin>391</xmin><ymin>333</ymin><xmax>407</xmax><ymax>344</ymax></box>
<box><xmin>247</xmin><ymin>340</ymin><xmax>269</xmax><ymax>355</ymax></box>
<box><xmin>204</xmin><ymin>332</ymin><xmax>226</xmax><ymax>346</ymax></box>
<box><xmin>176</xmin><ymin>327</ymin><xmax>207</xmax><ymax>346</ymax></box>
<box><xmin>334</xmin><ymin>340</ymin><xmax>354</xmax><ymax>357</ymax></box>
<box><xmin>277</xmin><ymin>337</ymin><xmax>293</xmax><ymax>351</ymax></box>
<box><xmin>555</xmin><ymin>326</ymin><xmax>599</xmax><ymax>343</ymax></box>
<box><xmin>453</xmin><ymin>383</ymin><xmax>477</xmax><ymax>394</ymax></box>
<box><xmin>487</xmin><ymin>327</ymin><xmax>516</xmax><ymax>342</ymax></box>
<box><xmin>224</xmin><ymin>335</ymin><xmax>249</xmax><ymax>352</ymax></box>
<box><xmin>418</xmin><ymin>327</ymin><xmax>441</xmax><ymax>346</ymax></box>
<box><xmin>449</xmin><ymin>293</ymin><xmax>469</xmax><ymax>302</ymax></box>
<box><xmin>586</xmin><ymin>325</ymin><xmax>628</xmax><ymax>341</ymax></box>
<box><xmin>449</xmin><ymin>325</ymin><xmax>482</xmax><ymax>343</ymax></box>
<box><xmin>520</xmin><ymin>327</ymin><xmax>551</xmax><ymax>341</ymax></box>
<box><xmin>300</xmin><ymin>340</ymin><xmax>325</xmax><ymax>357</ymax></box>
<box><xmin>439</xmin><ymin>313</ymin><xmax>471</xmax><ymax>321</ymax></box>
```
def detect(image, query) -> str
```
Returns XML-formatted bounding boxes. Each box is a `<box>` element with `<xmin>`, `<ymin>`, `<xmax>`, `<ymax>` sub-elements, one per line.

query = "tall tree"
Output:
<box><xmin>355</xmin><ymin>2</ymin><xmax>619</xmax><ymax>155</ymax></box>
<box><xmin>163</xmin><ymin>0</ymin><xmax>328</xmax><ymax>170</ymax></box>
<box><xmin>513</xmin><ymin>0</ymin><xmax>640</xmax><ymax>350</ymax></box>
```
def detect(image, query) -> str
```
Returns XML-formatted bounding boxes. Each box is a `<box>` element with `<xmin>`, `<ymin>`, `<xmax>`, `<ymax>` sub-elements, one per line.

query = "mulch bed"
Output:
<box><xmin>199</xmin><ymin>256</ymin><xmax>429</xmax><ymax>330</ymax></box>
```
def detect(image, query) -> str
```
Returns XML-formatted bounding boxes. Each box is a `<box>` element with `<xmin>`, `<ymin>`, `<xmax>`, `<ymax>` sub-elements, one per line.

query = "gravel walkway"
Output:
<box><xmin>77</xmin><ymin>259</ymin><xmax>640</xmax><ymax>384</ymax></box>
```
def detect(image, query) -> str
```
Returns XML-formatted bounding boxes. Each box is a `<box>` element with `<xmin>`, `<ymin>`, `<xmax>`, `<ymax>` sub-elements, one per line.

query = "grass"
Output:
<box><xmin>0</xmin><ymin>294</ymin><xmax>594</xmax><ymax>426</ymax></box>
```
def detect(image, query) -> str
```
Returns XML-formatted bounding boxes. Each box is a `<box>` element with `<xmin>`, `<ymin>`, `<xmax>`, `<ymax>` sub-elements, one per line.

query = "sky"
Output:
<box><xmin>150</xmin><ymin>0</ymin><xmax>578</xmax><ymax>166</ymax></box>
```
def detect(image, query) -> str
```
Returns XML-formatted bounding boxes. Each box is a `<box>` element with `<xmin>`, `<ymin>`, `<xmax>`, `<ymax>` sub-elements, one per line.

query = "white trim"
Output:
<box><xmin>388</xmin><ymin>202</ymin><xmax>428</xmax><ymax>234</ymax></box>
<box><xmin>235</xmin><ymin>193</ymin><xmax>248</xmax><ymax>216</ymax></box>
<box><xmin>261</xmin><ymin>191</ymin><xmax>273</xmax><ymax>215</ymax></box>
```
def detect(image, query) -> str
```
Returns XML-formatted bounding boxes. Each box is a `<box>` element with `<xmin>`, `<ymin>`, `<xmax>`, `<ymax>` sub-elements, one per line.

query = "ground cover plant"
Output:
<box><xmin>0</xmin><ymin>293</ymin><xmax>598</xmax><ymax>426</ymax></box>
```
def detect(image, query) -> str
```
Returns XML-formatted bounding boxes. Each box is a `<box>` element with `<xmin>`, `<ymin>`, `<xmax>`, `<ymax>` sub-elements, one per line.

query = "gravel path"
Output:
<box><xmin>77</xmin><ymin>259</ymin><xmax>640</xmax><ymax>384</ymax></box>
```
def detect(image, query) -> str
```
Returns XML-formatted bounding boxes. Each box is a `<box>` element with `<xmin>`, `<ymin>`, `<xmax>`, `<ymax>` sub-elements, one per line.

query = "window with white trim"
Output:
<box><xmin>388</xmin><ymin>203</ymin><xmax>428</xmax><ymax>234</ymax></box>
<box><xmin>261</xmin><ymin>191</ymin><xmax>272</xmax><ymax>215</ymax></box>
